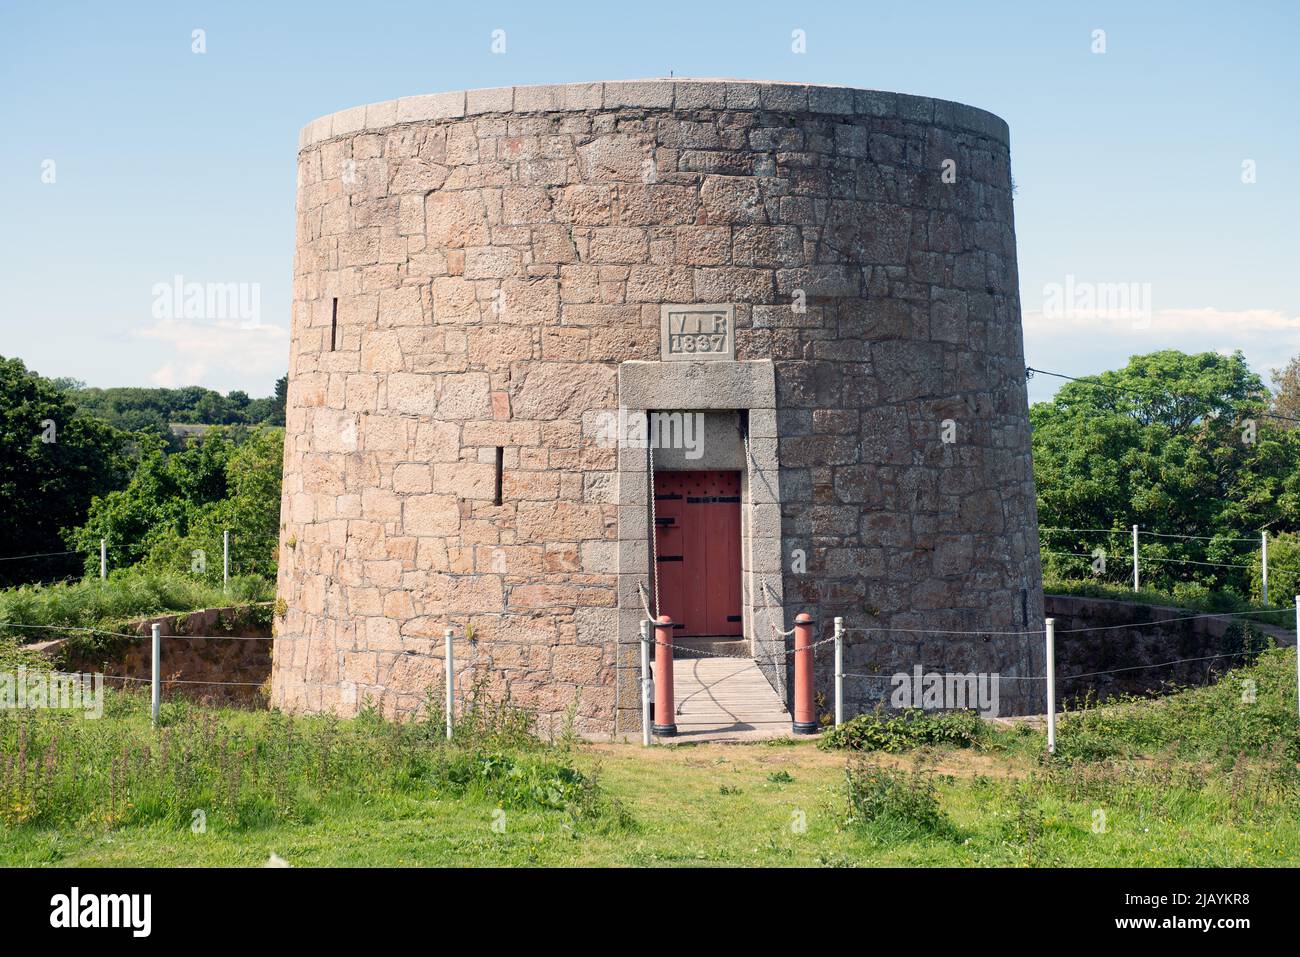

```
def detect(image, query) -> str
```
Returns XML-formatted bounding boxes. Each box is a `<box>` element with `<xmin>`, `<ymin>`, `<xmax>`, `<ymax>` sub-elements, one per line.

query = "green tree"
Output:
<box><xmin>68</xmin><ymin>428</ymin><xmax>283</xmax><ymax>584</ymax></box>
<box><xmin>273</xmin><ymin>374</ymin><xmax>288</xmax><ymax>425</ymax></box>
<box><xmin>1270</xmin><ymin>354</ymin><xmax>1300</xmax><ymax>427</ymax></box>
<box><xmin>66</xmin><ymin>432</ymin><xmax>231</xmax><ymax>573</ymax></box>
<box><xmin>67</xmin><ymin>381</ymin><xmax>285</xmax><ymax>436</ymax></box>
<box><xmin>0</xmin><ymin>357</ymin><xmax>131</xmax><ymax>586</ymax></box>
<box><xmin>1249</xmin><ymin>532</ymin><xmax>1300</xmax><ymax>606</ymax></box>
<box><xmin>1032</xmin><ymin>350</ymin><xmax>1299</xmax><ymax>596</ymax></box>
<box><xmin>139</xmin><ymin>429</ymin><xmax>284</xmax><ymax>582</ymax></box>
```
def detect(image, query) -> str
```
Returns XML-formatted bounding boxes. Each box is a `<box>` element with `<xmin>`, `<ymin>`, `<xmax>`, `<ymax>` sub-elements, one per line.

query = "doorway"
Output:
<box><xmin>653</xmin><ymin>470</ymin><xmax>743</xmax><ymax>637</ymax></box>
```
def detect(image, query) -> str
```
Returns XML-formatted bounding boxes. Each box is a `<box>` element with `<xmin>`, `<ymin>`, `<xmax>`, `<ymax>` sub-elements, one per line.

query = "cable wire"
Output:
<box><xmin>0</xmin><ymin>549</ymin><xmax>82</xmax><ymax>563</ymax></box>
<box><xmin>1026</xmin><ymin>366</ymin><xmax>1300</xmax><ymax>425</ymax></box>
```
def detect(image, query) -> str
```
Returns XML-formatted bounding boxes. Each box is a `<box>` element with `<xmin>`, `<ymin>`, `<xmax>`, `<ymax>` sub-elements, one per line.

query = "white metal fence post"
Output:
<box><xmin>1261</xmin><ymin>532</ymin><xmax>1269</xmax><ymax>605</ymax></box>
<box><xmin>150</xmin><ymin>622</ymin><xmax>161</xmax><ymax>726</ymax></box>
<box><xmin>100</xmin><ymin>538</ymin><xmax>107</xmax><ymax>580</ymax></box>
<box><xmin>1045</xmin><ymin>617</ymin><xmax>1056</xmax><ymax>755</ymax></box>
<box><xmin>640</xmin><ymin>619</ymin><xmax>652</xmax><ymax>747</ymax></box>
<box><xmin>444</xmin><ymin>627</ymin><xmax>454</xmax><ymax>741</ymax></box>
<box><xmin>833</xmin><ymin>616</ymin><xmax>844</xmax><ymax>727</ymax></box>
<box><xmin>1131</xmin><ymin>525</ymin><xmax>1139</xmax><ymax>592</ymax></box>
<box><xmin>223</xmin><ymin>529</ymin><xmax>230</xmax><ymax>588</ymax></box>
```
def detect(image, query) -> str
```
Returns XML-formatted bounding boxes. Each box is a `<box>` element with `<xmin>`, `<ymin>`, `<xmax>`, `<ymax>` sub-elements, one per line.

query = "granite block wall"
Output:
<box><xmin>275</xmin><ymin>79</ymin><xmax>1045</xmax><ymax>734</ymax></box>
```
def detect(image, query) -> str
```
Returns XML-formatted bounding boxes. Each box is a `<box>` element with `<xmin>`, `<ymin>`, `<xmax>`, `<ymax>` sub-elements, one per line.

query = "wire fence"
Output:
<box><xmin>0</xmin><ymin>549</ymin><xmax>83</xmax><ymax>563</ymax></box>
<box><xmin>0</xmin><ymin>530</ymin><xmax>238</xmax><ymax>587</ymax></box>
<box><xmin>4</xmin><ymin>591</ymin><xmax>1298</xmax><ymax>755</ymax></box>
<box><xmin>627</xmin><ymin>597</ymin><xmax>1300</xmax><ymax>752</ymax></box>
<box><xmin>1037</xmin><ymin>522</ymin><xmax>1299</xmax><ymax>606</ymax></box>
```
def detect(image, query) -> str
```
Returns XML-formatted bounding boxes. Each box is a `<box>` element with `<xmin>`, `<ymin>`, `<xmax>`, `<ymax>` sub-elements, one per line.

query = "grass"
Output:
<box><xmin>1</xmin><ymin>649</ymin><xmax>1298</xmax><ymax>867</ymax></box>
<box><xmin>1051</xmin><ymin>645</ymin><xmax>1300</xmax><ymax>763</ymax></box>
<box><xmin>1044</xmin><ymin>576</ymin><xmax>1293</xmax><ymax>628</ymax></box>
<box><xmin>0</xmin><ymin>568</ymin><xmax>273</xmax><ymax>651</ymax></box>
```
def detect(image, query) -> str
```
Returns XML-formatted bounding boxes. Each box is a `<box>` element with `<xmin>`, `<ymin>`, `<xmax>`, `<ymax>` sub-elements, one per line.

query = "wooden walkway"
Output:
<box><xmin>657</xmin><ymin>656</ymin><xmax>793</xmax><ymax>742</ymax></box>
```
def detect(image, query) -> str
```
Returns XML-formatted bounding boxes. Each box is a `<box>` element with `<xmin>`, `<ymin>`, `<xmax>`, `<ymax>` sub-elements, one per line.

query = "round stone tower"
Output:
<box><xmin>274</xmin><ymin>79</ymin><xmax>1044</xmax><ymax>734</ymax></box>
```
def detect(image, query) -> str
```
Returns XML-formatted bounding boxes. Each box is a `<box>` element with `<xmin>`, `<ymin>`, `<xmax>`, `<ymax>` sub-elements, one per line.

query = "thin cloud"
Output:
<box><xmin>1022</xmin><ymin>307</ymin><xmax>1300</xmax><ymax>402</ymax></box>
<box><xmin>133</xmin><ymin>318</ymin><xmax>289</xmax><ymax>392</ymax></box>
<box><xmin>1025</xmin><ymin>306</ymin><xmax>1300</xmax><ymax>336</ymax></box>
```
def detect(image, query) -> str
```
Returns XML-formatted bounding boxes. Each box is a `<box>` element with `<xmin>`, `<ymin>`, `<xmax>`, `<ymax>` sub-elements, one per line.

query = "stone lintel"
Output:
<box><xmin>618</xmin><ymin>359</ymin><xmax>775</xmax><ymax>412</ymax></box>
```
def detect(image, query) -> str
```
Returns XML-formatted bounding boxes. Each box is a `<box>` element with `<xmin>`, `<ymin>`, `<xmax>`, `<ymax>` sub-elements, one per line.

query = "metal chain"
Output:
<box><xmin>844</xmin><ymin>649</ymin><xmax>1254</xmax><ymax>683</ymax></box>
<box><xmin>646</xmin><ymin>632</ymin><xmax>837</xmax><ymax>660</ymax></box>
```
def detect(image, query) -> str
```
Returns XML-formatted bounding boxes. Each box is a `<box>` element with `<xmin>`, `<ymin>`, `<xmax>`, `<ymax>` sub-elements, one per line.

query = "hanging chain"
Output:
<box><xmin>648</xmin><ymin>631</ymin><xmax>837</xmax><ymax>659</ymax></box>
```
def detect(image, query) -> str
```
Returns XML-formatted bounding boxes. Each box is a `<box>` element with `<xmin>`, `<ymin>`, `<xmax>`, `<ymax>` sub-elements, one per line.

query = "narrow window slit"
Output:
<box><xmin>493</xmin><ymin>447</ymin><xmax>504</xmax><ymax>506</ymax></box>
<box><xmin>330</xmin><ymin>297</ymin><xmax>338</xmax><ymax>352</ymax></box>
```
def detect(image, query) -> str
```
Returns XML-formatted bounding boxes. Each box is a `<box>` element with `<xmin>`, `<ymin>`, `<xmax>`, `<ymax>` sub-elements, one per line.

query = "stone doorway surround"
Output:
<box><xmin>613</xmin><ymin>359</ymin><xmax>785</xmax><ymax>731</ymax></box>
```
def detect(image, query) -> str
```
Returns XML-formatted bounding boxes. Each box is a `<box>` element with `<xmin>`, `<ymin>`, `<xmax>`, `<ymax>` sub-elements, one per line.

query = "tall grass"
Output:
<box><xmin>843</xmin><ymin>761</ymin><xmax>955</xmax><ymax>842</ymax></box>
<box><xmin>0</xmin><ymin>687</ymin><xmax>630</xmax><ymax>833</ymax></box>
<box><xmin>0</xmin><ymin>568</ymin><xmax>273</xmax><ymax>645</ymax></box>
<box><xmin>1055</xmin><ymin>646</ymin><xmax>1300</xmax><ymax>763</ymax></box>
<box><xmin>827</xmin><ymin>650</ymin><xmax>1300</xmax><ymax>855</ymax></box>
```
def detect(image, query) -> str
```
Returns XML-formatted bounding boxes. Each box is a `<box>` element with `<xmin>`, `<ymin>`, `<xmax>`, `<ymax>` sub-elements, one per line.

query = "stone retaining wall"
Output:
<box><xmin>40</xmin><ymin>606</ymin><xmax>273</xmax><ymax>708</ymax></box>
<box><xmin>1043</xmin><ymin>594</ymin><xmax>1292</xmax><ymax>704</ymax></box>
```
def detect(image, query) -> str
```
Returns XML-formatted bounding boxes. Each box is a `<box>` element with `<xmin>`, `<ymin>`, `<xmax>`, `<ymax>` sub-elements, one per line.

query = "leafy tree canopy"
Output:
<box><xmin>1270</xmin><ymin>354</ymin><xmax>1300</xmax><ymax>427</ymax></box>
<box><xmin>67</xmin><ymin>375</ymin><xmax>287</xmax><ymax>446</ymax></box>
<box><xmin>0</xmin><ymin>357</ymin><xmax>131</xmax><ymax>587</ymax></box>
<box><xmin>1032</xmin><ymin>350</ymin><xmax>1300</xmax><ymax>598</ymax></box>
<box><xmin>67</xmin><ymin>428</ymin><xmax>283</xmax><ymax>584</ymax></box>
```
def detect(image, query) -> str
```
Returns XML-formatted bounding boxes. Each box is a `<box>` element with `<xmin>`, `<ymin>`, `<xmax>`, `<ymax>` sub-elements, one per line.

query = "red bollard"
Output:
<box><xmin>793</xmin><ymin>612</ymin><xmax>817</xmax><ymax>734</ymax></box>
<box><xmin>652</xmin><ymin>614</ymin><xmax>677</xmax><ymax>737</ymax></box>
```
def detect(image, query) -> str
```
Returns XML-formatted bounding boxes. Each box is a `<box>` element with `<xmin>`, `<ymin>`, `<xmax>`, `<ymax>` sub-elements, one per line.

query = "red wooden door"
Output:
<box><xmin>653</xmin><ymin>470</ymin><xmax>742</xmax><ymax>637</ymax></box>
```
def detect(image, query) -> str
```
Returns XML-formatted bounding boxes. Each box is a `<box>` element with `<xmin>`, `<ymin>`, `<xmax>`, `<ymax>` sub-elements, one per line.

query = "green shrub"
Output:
<box><xmin>0</xmin><ymin>568</ymin><xmax>273</xmax><ymax>647</ymax></box>
<box><xmin>442</xmin><ymin>750</ymin><xmax>589</xmax><ymax>810</ymax></box>
<box><xmin>843</xmin><ymin>760</ymin><xmax>953</xmax><ymax>840</ymax></box>
<box><xmin>1055</xmin><ymin>647</ymin><xmax>1300</xmax><ymax>763</ymax></box>
<box><xmin>1249</xmin><ymin>532</ymin><xmax>1300</xmax><ymax>607</ymax></box>
<box><xmin>1043</xmin><ymin>576</ymin><xmax>1290</xmax><ymax>627</ymax></box>
<box><xmin>819</xmin><ymin>707</ymin><xmax>986</xmax><ymax>753</ymax></box>
<box><xmin>444</xmin><ymin>676</ymin><xmax>541</xmax><ymax>752</ymax></box>
<box><xmin>0</xmin><ymin>637</ymin><xmax>48</xmax><ymax>675</ymax></box>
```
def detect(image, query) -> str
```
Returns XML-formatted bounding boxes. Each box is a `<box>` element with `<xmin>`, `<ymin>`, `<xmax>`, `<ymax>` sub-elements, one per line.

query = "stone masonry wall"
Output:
<box><xmin>275</xmin><ymin>79</ymin><xmax>1044</xmax><ymax>734</ymax></box>
<box><xmin>40</xmin><ymin>606</ymin><xmax>272</xmax><ymax>707</ymax></box>
<box><xmin>1043</xmin><ymin>594</ymin><xmax>1293</xmax><ymax>704</ymax></box>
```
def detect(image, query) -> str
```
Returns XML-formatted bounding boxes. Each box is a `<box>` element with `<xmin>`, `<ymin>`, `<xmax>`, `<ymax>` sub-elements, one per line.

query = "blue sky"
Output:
<box><xmin>2</xmin><ymin>0</ymin><xmax>1296</xmax><ymax>402</ymax></box>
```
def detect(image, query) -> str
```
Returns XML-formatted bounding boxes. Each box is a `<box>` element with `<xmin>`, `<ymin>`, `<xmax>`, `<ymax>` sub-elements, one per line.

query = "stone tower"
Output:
<box><xmin>274</xmin><ymin>79</ymin><xmax>1044</xmax><ymax>734</ymax></box>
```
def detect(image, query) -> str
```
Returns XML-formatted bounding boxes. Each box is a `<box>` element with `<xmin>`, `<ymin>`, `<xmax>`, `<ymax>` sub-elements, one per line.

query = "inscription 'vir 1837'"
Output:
<box><xmin>659</xmin><ymin>304</ymin><xmax>736</xmax><ymax>361</ymax></box>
